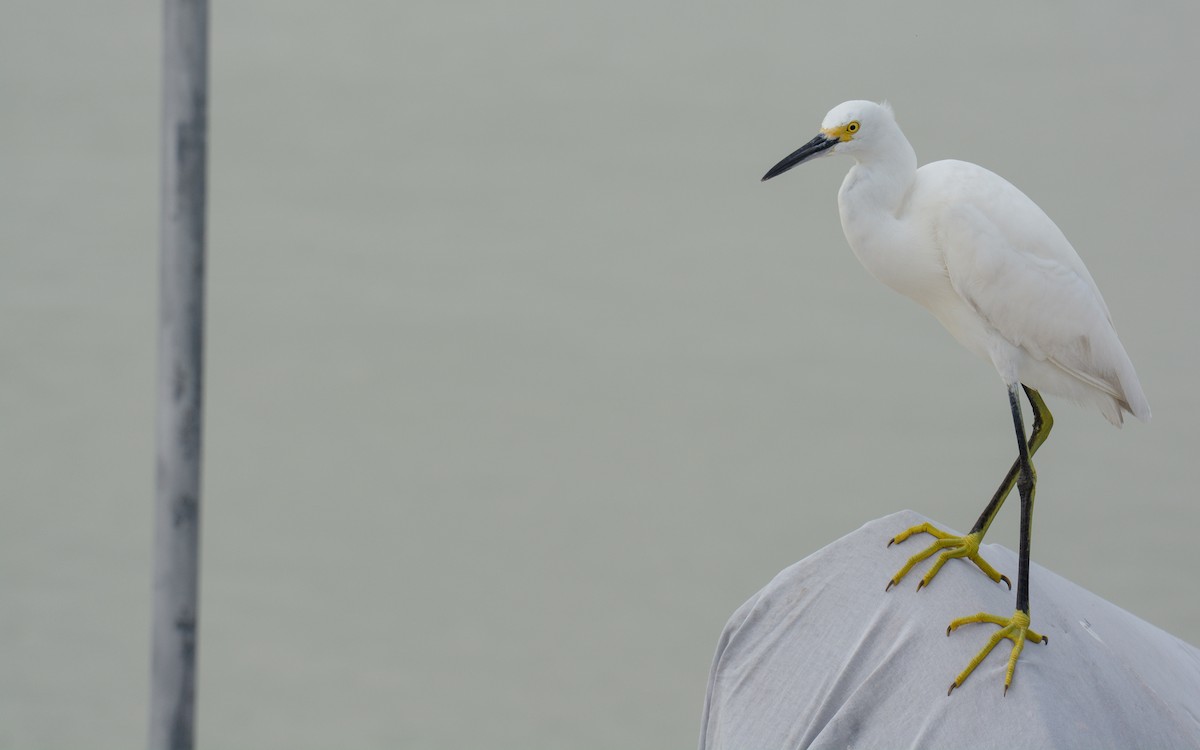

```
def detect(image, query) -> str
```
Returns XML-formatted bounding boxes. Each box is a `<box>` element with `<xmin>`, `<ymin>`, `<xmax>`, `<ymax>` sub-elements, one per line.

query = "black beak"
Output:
<box><xmin>761</xmin><ymin>134</ymin><xmax>839</xmax><ymax>181</ymax></box>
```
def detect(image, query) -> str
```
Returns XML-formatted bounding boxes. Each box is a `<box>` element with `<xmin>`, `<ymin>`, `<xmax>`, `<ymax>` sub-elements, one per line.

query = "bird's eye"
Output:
<box><xmin>846</xmin><ymin>121</ymin><xmax>860</xmax><ymax>133</ymax></box>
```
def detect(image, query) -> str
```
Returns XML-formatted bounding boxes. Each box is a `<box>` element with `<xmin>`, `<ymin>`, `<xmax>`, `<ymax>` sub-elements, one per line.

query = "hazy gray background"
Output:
<box><xmin>3</xmin><ymin>1</ymin><xmax>1197</xmax><ymax>747</ymax></box>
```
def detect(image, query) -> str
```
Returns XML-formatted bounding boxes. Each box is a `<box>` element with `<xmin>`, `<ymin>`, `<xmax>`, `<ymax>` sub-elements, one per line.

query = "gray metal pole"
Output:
<box><xmin>150</xmin><ymin>1</ymin><xmax>208</xmax><ymax>748</ymax></box>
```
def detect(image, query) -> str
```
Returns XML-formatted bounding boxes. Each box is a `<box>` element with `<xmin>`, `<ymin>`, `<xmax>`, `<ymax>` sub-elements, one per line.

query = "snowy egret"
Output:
<box><xmin>761</xmin><ymin>100</ymin><xmax>1150</xmax><ymax>695</ymax></box>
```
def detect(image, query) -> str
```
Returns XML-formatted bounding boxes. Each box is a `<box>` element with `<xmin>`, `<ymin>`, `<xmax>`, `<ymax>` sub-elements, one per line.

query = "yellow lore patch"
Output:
<box><xmin>822</xmin><ymin>120</ymin><xmax>860</xmax><ymax>142</ymax></box>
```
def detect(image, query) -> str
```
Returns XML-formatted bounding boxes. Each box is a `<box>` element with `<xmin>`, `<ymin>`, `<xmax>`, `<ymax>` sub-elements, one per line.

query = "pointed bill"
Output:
<box><xmin>761</xmin><ymin>134</ymin><xmax>839</xmax><ymax>181</ymax></box>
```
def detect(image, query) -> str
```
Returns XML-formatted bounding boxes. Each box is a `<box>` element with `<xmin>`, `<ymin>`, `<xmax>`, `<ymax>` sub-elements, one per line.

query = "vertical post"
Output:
<box><xmin>150</xmin><ymin>1</ymin><xmax>208</xmax><ymax>749</ymax></box>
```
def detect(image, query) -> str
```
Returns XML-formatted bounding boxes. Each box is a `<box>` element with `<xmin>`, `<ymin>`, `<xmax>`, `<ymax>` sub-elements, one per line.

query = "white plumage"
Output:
<box><xmin>767</xmin><ymin>100</ymin><xmax>1149</xmax><ymax>426</ymax></box>
<box><xmin>761</xmin><ymin>100</ymin><xmax>1150</xmax><ymax>693</ymax></box>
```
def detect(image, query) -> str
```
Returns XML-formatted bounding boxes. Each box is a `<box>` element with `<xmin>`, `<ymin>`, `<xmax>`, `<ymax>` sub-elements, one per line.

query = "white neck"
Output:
<box><xmin>836</xmin><ymin>129</ymin><xmax>919</xmax><ymax>289</ymax></box>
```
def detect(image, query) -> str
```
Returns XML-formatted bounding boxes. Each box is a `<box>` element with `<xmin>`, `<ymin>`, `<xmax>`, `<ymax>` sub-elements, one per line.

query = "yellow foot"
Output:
<box><xmin>946</xmin><ymin>610</ymin><xmax>1048</xmax><ymax>696</ymax></box>
<box><xmin>885</xmin><ymin>523</ymin><xmax>1011</xmax><ymax>592</ymax></box>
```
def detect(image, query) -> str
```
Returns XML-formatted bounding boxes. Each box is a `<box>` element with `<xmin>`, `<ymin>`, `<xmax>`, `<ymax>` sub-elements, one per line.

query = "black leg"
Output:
<box><xmin>944</xmin><ymin>385</ymin><xmax>1050</xmax><ymax>695</ymax></box>
<box><xmin>886</xmin><ymin>387</ymin><xmax>1053</xmax><ymax>593</ymax></box>
<box><xmin>969</xmin><ymin>385</ymin><xmax>1053</xmax><ymax>537</ymax></box>
<box><xmin>1006</xmin><ymin>383</ymin><xmax>1036</xmax><ymax>614</ymax></box>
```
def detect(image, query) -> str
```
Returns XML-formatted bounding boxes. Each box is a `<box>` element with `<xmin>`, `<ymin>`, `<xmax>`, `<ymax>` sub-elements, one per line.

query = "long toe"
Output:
<box><xmin>887</xmin><ymin>527</ymin><xmax>1008</xmax><ymax>591</ymax></box>
<box><xmin>946</xmin><ymin>610</ymin><xmax>1046</xmax><ymax>695</ymax></box>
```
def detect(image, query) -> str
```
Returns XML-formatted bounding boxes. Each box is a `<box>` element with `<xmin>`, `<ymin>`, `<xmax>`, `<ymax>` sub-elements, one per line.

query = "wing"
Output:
<box><xmin>920</xmin><ymin>160</ymin><xmax>1148</xmax><ymax>421</ymax></box>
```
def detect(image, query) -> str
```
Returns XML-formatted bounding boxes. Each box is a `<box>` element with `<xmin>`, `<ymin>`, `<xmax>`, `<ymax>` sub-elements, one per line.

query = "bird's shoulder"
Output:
<box><xmin>913</xmin><ymin>159</ymin><xmax>1039</xmax><ymax>219</ymax></box>
<box><xmin>912</xmin><ymin>162</ymin><xmax>1119</xmax><ymax>364</ymax></box>
<box><xmin>911</xmin><ymin>159</ymin><xmax>1095</xmax><ymax>281</ymax></box>
<box><xmin>903</xmin><ymin>165</ymin><xmax>1140</xmax><ymax>420</ymax></box>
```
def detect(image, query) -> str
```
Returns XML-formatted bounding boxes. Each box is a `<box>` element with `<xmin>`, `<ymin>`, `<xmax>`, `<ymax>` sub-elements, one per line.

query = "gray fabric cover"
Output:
<box><xmin>699</xmin><ymin>510</ymin><xmax>1200</xmax><ymax>749</ymax></box>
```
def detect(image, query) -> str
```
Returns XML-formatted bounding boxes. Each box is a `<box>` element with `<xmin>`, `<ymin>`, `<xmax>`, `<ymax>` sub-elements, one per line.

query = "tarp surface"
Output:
<box><xmin>699</xmin><ymin>510</ymin><xmax>1200</xmax><ymax>749</ymax></box>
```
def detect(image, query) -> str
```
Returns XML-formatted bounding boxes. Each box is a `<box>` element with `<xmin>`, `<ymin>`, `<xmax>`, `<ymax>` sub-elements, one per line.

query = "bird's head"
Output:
<box><xmin>761</xmin><ymin>100</ymin><xmax>896</xmax><ymax>181</ymax></box>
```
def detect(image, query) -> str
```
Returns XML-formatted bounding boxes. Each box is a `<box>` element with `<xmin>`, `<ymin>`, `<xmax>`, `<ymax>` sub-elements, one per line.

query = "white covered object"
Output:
<box><xmin>699</xmin><ymin>510</ymin><xmax>1200</xmax><ymax>749</ymax></box>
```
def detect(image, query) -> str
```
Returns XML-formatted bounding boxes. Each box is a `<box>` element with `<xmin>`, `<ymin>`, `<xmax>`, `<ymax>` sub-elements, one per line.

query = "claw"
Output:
<box><xmin>946</xmin><ymin>610</ymin><xmax>1043</xmax><ymax>695</ymax></box>
<box><xmin>885</xmin><ymin>580</ymin><xmax>896</xmax><ymax>592</ymax></box>
<box><xmin>1003</xmin><ymin>684</ymin><xmax>1009</xmax><ymax>697</ymax></box>
<box><xmin>947</xmin><ymin>681</ymin><xmax>957</xmax><ymax>696</ymax></box>
<box><xmin>916</xmin><ymin>579</ymin><xmax>926</xmax><ymax>592</ymax></box>
<box><xmin>885</xmin><ymin>524</ymin><xmax>1004</xmax><ymax>590</ymax></box>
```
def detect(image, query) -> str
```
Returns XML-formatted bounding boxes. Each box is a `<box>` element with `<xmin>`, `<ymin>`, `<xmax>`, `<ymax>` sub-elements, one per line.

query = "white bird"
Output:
<box><xmin>762</xmin><ymin>100</ymin><xmax>1149</xmax><ymax>695</ymax></box>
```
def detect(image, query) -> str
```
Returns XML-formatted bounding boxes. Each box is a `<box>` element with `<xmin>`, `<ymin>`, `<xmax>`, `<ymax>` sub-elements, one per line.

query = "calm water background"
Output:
<box><xmin>3</xmin><ymin>1</ymin><xmax>1198</xmax><ymax>747</ymax></box>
